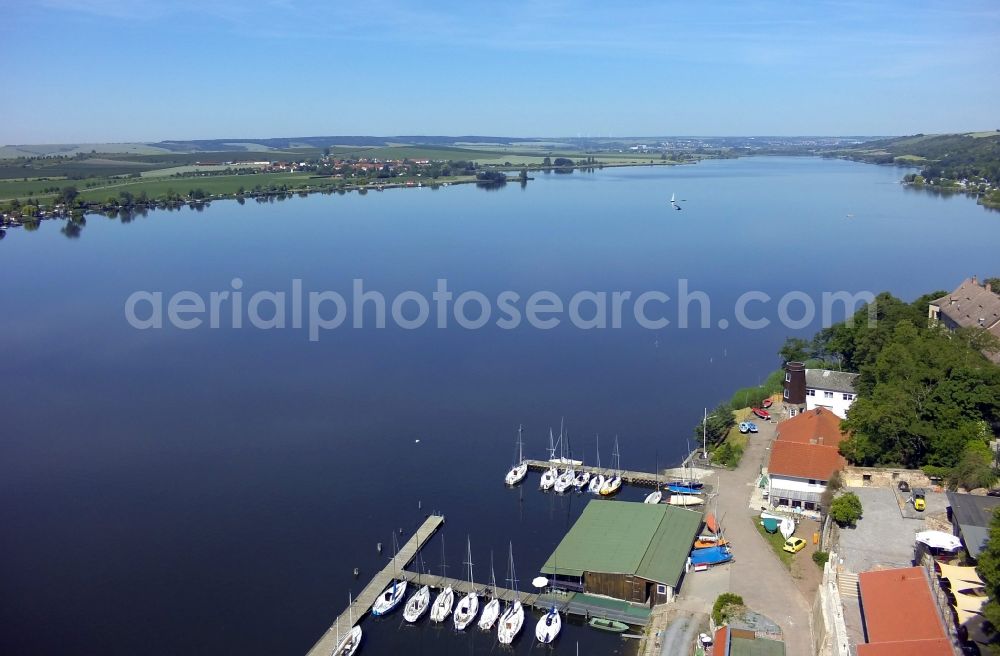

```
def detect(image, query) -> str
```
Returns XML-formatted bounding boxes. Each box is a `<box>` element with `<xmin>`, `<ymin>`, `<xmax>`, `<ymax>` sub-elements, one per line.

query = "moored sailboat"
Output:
<box><xmin>333</xmin><ymin>592</ymin><xmax>363</xmax><ymax>656</ymax></box>
<box><xmin>403</xmin><ymin>546</ymin><xmax>430</xmax><ymax>623</ymax></box>
<box><xmin>497</xmin><ymin>543</ymin><xmax>524</xmax><ymax>645</ymax></box>
<box><xmin>371</xmin><ymin>535</ymin><xmax>407</xmax><ymax>616</ymax></box>
<box><xmin>599</xmin><ymin>437</ymin><xmax>622</xmax><ymax>496</ymax></box>
<box><xmin>477</xmin><ymin>552</ymin><xmax>501</xmax><ymax>631</ymax></box>
<box><xmin>430</xmin><ymin>537</ymin><xmax>454</xmax><ymax>623</ymax></box>
<box><xmin>588</xmin><ymin>435</ymin><xmax>605</xmax><ymax>494</ymax></box>
<box><xmin>535</xmin><ymin>605</ymin><xmax>562</xmax><ymax>644</ymax></box>
<box><xmin>504</xmin><ymin>425</ymin><xmax>528</xmax><ymax>486</ymax></box>
<box><xmin>453</xmin><ymin>537</ymin><xmax>479</xmax><ymax>630</ymax></box>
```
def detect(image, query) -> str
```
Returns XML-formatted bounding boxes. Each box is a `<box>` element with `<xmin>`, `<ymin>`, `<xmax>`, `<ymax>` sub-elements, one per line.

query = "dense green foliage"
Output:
<box><xmin>975</xmin><ymin>509</ymin><xmax>1000</xmax><ymax>632</ymax></box>
<box><xmin>694</xmin><ymin>402</ymin><xmax>737</xmax><ymax>447</ymax></box>
<box><xmin>812</xmin><ymin>551</ymin><xmax>830</xmax><ymax>567</ymax></box>
<box><xmin>712</xmin><ymin>442</ymin><xmax>744</xmax><ymax>468</ymax></box>
<box><xmin>838</xmin><ymin>132</ymin><xmax>1000</xmax><ymax>184</ymax></box>
<box><xmin>788</xmin><ymin>292</ymin><xmax>1000</xmax><ymax>469</ymax></box>
<box><xmin>951</xmin><ymin>439</ymin><xmax>998</xmax><ymax>491</ymax></box>
<box><xmin>712</xmin><ymin>593</ymin><xmax>744</xmax><ymax>626</ymax></box>
<box><xmin>829</xmin><ymin>492</ymin><xmax>863</xmax><ymax>527</ymax></box>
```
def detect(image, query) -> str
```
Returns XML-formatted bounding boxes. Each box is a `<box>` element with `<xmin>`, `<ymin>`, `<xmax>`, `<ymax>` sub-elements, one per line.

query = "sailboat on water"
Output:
<box><xmin>453</xmin><ymin>537</ymin><xmax>479</xmax><ymax>630</ymax></box>
<box><xmin>402</xmin><ymin>542</ymin><xmax>430</xmax><ymax>623</ymax></box>
<box><xmin>644</xmin><ymin>453</ymin><xmax>662</xmax><ymax>504</ymax></box>
<box><xmin>539</xmin><ymin>428</ymin><xmax>559</xmax><ymax>491</ymax></box>
<box><xmin>497</xmin><ymin>543</ymin><xmax>524</xmax><ymax>645</ymax></box>
<box><xmin>535</xmin><ymin>604</ymin><xmax>562</xmax><ymax>644</ymax></box>
<box><xmin>504</xmin><ymin>425</ymin><xmax>528</xmax><ymax>486</ymax></box>
<box><xmin>553</xmin><ymin>426</ymin><xmax>576</xmax><ymax>494</ymax></box>
<box><xmin>333</xmin><ymin>592</ymin><xmax>362</xmax><ymax>656</ymax></box>
<box><xmin>371</xmin><ymin>535</ymin><xmax>407</xmax><ymax>616</ymax></box>
<box><xmin>477</xmin><ymin>551</ymin><xmax>501</xmax><ymax>631</ymax></box>
<box><xmin>430</xmin><ymin>536</ymin><xmax>454</xmax><ymax>623</ymax></box>
<box><xmin>588</xmin><ymin>435</ymin><xmax>606</xmax><ymax>494</ymax></box>
<box><xmin>599</xmin><ymin>437</ymin><xmax>623</xmax><ymax>496</ymax></box>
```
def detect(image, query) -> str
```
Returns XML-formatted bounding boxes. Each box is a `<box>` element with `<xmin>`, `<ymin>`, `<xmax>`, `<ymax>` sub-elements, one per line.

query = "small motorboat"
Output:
<box><xmin>762</xmin><ymin>398</ymin><xmax>773</xmax><ymax>409</ymax></box>
<box><xmin>372</xmin><ymin>579</ymin><xmax>407</xmax><ymax>616</ymax></box>
<box><xmin>539</xmin><ymin>466</ymin><xmax>558</xmax><ymax>490</ymax></box>
<box><xmin>752</xmin><ymin>407</ymin><xmax>770</xmax><ymax>420</ymax></box>
<box><xmin>588</xmin><ymin>473</ymin><xmax>605</xmax><ymax>494</ymax></box>
<box><xmin>689</xmin><ymin>545</ymin><xmax>733</xmax><ymax>567</ymax></box>
<box><xmin>747</xmin><ymin>422</ymin><xmax>759</xmax><ymax>433</ymax></box>
<box><xmin>535</xmin><ymin>605</ymin><xmax>562</xmax><ymax>644</ymax></box>
<box><xmin>739</xmin><ymin>422</ymin><xmax>750</xmax><ymax>434</ymax></box>
<box><xmin>666</xmin><ymin>484</ymin><xmax>702</xmax><ymax>495</ymax></box>
<box><xmin>667</xmin><ymin>494</ymin><xmax>704</xmax><ymax>506</ymax></box>
<box><xmin>644</xmin><ymin>489</ymin><xmax>663</xmax><ymax>504</ymax></box>
<box><xmin>588</xmin><ymin>617</ymin><xmax>629</xmax><ymax>633</ymax></box>
<box><xmin>666</xmin><ymin>478</ymin><xmax>704</xmax><ymax>490</ymax></box>
<box><xmin>403</xmin><ymin>585</ymin><xmax>431</xmax><ymax>622</ymax></box>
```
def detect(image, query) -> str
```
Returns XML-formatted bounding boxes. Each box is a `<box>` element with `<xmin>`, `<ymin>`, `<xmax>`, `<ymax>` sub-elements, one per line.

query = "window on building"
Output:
<box><xmin>783</xmin><ymin>389</ymin><xmax>789</xmax><ymax>399</ymax></box>
<box><xmin>809</xmin><ymin>479</ymin><xmax>817</xmax><ymax>485</ymax></box>
<box><xmin>785</xmin><ymin>372</ymin><xmax>790</xmax><ymax>382</ymax></box>
<box><xmin>656</xmin><ymin>584</ymin><xmax>667</xmax><ymax>595</ymax></box>
<box><xmin>806</xmin><ymin>389</ymin><xmax>815</xmax><ymax>397</ymax></box>
<box><xmin>824</xmin><ymin>391</ymin><xmax>834</xmax><ymax>399</ymax></box>
<box><xmin>843</xmin><ymin>393</ymin><xmax>853</xmax><ymax>401</ymax></box>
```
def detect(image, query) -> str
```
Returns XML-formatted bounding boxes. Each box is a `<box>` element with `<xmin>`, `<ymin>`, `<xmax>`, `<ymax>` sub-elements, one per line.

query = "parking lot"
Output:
<box><xmin>835</xmin><ymin>486</ymin><xmax>947</xmax><ymax>573</ymax></box>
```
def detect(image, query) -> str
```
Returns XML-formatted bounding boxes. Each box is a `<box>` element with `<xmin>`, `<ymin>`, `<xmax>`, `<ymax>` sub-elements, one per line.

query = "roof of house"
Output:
<box><xmin>931</xmin><ymin>277</ymin><xmax>1000</xmax><ymax>332</ymax></box>
<box><xmin>857</xmin><ymin>567</ymin><xmax>951</xmax><ymax>656</ymax></box>
<box><xmin>768</xmin><ymin>440</ymin><xmax>846</xmax><ymax>481</ymax></box>
<box><xmin>775</xmin><ymin>407</ymin><xmax>846</xmax><ymax>447</ymax></box>
<box><xmin>714</xmin><ymin>627</ymin><xmax>785</xmax><ymax>656</ymax></box>
<box><xmin>946</xmin><ymin>491</ymin><xmax>1000</xmax><ymax>557</ymax></box>
<box><xmin>804</xmin><ymin>369</ymin><xmax>860</xmax><ymax>394</ymax></box>
<box><xmin>540</xmin><ymin>500</ymin><xmax>702</xmax><ymax>587</ymax></box>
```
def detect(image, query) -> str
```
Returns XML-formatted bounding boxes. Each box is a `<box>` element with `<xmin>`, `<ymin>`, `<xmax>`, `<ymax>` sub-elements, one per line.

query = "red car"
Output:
<box><xmin>752</xmin><ymin>407</ymin><xmax>770</xmax><ymax>420</ymax></box>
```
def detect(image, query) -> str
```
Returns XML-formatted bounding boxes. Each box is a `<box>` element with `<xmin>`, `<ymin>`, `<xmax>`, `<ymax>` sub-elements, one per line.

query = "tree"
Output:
<box><xmin>829</xmin><ymin>492</ymin><xmax>863</xmax><ymax>527</ymax></box>
<box><xmin>950</xmin><ymin>437</ymin><xmax>997</xmax><ymax>491</ymax></box>
<box><xmin>694</xmin><ymin>402</ymin><xmax>736</xmax><ymax>447</ymax></box>
<box><xmin>975</xmin><ymin>509</ymin><xmax>1000</xmax><ymax>631</ymax></box>
<box><xmin>779</xmin><ymin>337</ymin><xmax>813</xmax><ymax>363</ymax></box>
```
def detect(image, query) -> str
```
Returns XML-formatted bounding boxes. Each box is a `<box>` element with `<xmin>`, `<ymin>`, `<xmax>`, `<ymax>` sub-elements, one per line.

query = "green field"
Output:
<box><xmin>74</xmin><ymin>172</ymin><xmax>322</xmax><ymax>202</ymax></box>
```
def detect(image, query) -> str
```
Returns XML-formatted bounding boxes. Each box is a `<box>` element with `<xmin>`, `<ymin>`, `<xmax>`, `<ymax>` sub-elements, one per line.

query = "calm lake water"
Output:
<box><xmin>2</xmin><ymin>157</ymin><xmax>998</xmax><ymax>655</ymax></box>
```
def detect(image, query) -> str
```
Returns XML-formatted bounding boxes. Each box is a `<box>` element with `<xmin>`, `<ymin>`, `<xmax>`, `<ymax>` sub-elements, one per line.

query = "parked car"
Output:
<box><xmin>783</xmin><ymin>537</ymin><xmax>807</xmax><ymax>553</ymax></box>
<box><xmin>897</xmin><ymin>480</ymin><xmax>910</xmax><ymax>493</ymax></box>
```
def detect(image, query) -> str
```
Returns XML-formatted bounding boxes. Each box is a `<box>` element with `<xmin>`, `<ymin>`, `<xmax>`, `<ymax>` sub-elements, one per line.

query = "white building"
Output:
<box><xmin>803</xmin><ymin>369</ymin><xmax>859</xmax><ymax>418</ymax></box>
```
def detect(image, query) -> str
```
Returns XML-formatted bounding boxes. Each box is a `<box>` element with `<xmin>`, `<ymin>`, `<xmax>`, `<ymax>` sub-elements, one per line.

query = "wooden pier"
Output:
<box><xmin>304</xmin><ymin>514</ymin><xmax>444</xmax><ymax>656</ymax></box>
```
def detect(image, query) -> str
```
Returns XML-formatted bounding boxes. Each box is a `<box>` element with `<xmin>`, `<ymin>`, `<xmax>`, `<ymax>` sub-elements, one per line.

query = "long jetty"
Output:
<box><xmin>524</xmin><ymin>459</ymin><xmax>711</xmax><ymax>488</ymax></box>
<box><xmin>305</xmin><ymin>514</ymin><xmax>444</xmax><ymax>656</ymax></box>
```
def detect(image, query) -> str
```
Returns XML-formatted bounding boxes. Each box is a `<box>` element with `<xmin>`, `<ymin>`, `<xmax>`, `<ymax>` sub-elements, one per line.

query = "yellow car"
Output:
<box><xmin>782</xmin><ymin>537</ymin><xmax>807</xmax><ymax>554</ymax></box>
<box><xmin>914</xmin><ymin>491</ymin><xmax>926</xmax><ymax>512</ymax></box>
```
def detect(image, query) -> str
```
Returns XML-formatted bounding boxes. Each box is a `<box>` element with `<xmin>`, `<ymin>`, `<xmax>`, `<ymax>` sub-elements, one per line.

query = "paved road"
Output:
<box><xmin>714</xmin><ymin>414</ymin><xmax>814</xmax><ymax>656</ymax></box>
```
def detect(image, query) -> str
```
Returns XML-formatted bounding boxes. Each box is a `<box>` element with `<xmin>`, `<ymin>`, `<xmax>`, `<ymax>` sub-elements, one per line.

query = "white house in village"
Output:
<box><xmin>803</xmin><ymin>369</ymin><xmax>859</xmax><ymax>418</ymax></box>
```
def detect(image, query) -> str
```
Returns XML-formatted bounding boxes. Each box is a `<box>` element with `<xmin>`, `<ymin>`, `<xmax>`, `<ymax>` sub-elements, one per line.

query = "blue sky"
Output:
<box><xmin>1</xmin><ymin>0</ymin><xmax>998</xmax><ymax>143</ymax></box>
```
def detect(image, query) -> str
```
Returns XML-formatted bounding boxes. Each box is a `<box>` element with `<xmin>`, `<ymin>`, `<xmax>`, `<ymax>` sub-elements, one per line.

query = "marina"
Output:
<box><xmin>523</xmin><ymin>459</ymin><xmax>710</xmax><ymax>489</ymax></box>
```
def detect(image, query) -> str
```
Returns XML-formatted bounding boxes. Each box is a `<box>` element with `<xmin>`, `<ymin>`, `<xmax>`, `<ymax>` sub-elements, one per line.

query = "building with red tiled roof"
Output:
<box><xmin>856</xmin><ymin>567</ymin><xmax>953</xmax><ymax>656</ymax></box>
<box><xmin>929</xmin><ymin>276</ymin><xmax>1000</xmax><ymax>364</ymax></box>
<box><xmin>766</xmin><ymin>407</ymin><xmax>848</xmax><ymax>511</ymax></box>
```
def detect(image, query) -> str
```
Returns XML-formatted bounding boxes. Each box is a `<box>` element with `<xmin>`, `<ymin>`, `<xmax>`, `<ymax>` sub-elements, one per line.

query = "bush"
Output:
<box><xmin>712</xmin><ymin>442</ymin><xmax>744</xmax><ymax>468</ymax></box>
<box><xmin>829</xmin><ymin>492</ymin><xmax>863</xmax><ymax>527</ymax></box>
<box><xmin>812</xmin><ymin>551</ymin><xmax>830</xmax><ymax>567</ymax></box>
<box><xmin>712</xmin><ymin>592</ymin><xmax>744</xmax><ymax>626</ymax></box>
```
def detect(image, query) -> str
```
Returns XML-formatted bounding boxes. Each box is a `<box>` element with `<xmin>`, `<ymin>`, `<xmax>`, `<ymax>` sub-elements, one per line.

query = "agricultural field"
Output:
<box><xmin>74</xmin><ymin>172</ymin><xmax>323</xmax><ymax>202</ymax></box>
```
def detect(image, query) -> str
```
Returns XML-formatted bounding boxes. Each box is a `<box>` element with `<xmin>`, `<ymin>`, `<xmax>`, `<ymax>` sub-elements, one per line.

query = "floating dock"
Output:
<box><xmin>304</xmin><ymin>514</ymin><xmax>444</xmax><ymax>656</ymax></box>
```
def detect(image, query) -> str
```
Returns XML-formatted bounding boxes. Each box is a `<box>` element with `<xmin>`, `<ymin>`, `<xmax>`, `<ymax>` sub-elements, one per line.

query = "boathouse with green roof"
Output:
<box><xmin>540</xmin><ymin>500</ymin><xmax>703</xmax><ymax>605</ymax></box>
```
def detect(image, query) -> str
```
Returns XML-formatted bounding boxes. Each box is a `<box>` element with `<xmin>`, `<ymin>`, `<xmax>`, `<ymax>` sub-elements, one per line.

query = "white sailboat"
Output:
<box><xmin>535</xmin><ymin>605</ymin><xmax>562</xmax><ymax>644</ymax></box>
<box><xmin>644</xmin><ymin>453</ymin><xmax>662</xmax><ymax>504</ymax></box>
<box><xmin>497</xmin><ymin>543</ymin><xmax>524</xmax><ymax>645</ymax></box>
<box><xmin>453</xmin><ymin>537</ymin><xmax>479</xmax><ymax>630</ymax></box>
<box><xmin>599</xmin><ymin>437</ymin><xmax>623</xmax><ymax>496</ymax></box>
<box><xmin>666</xmin><ymin>494</ymin><xmax>704</xmax><ymax>506</ymax></box>
<box><xmin>403</xmin><ymin>546</ymin><xmax>430</xmax><ymax>623</ymax></box>
<box><xmin>334</xmin><ymin>592</ymin><xmax>363</xmax><ymax>656</ymax></box>
<box><xmin>588</xmin><ymin>435</ymin><xmax>606</xmax><ymax>494</ymax></box>
<box><xmin>430</xmin><ymin>537</ymin><xmax>454</xmax><ymax>623</ymax></box>
<box><xmin>553</xmin><ymin>425</ymin><xmax>576</xmax><ymax>493</ymax></box>
<box><xmin>539</xmin><ymin>428</ymin><xmax>559</xmax><ymax>490</ymax></box>
<box><xmin>504</xmin><ymin>425</ymin><xmax>528</xmax><ymax>486</ymax></box>
<box><xmin>477</xmin><ymin>552</ymin><xmax>501</xmax><ymax>631</ymax></box>
<box><xmin>371</xmin><ymin>535</ymin><xmax>407</xmax><ymax>616</ymax></box>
